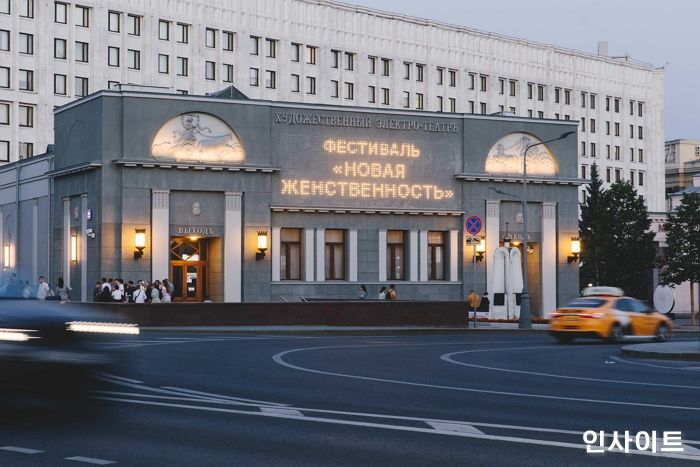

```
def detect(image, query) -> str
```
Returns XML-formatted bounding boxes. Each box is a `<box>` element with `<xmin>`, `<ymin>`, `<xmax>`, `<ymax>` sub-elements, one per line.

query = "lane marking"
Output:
<box><xmin>272</xmin><ymin>345</ymin><xmax>700</xmax><ymax>413</ymax></box>
<box><xmin>161</xmin><ymin>386</ymin><xmax>290</xmax><ymax>407</ymax></box>
<box><xmin>94</xmin><ymin>396</ymin><xmax>700</xmax><ymax>462</ymax></box>
<box><xmin>96</xmin><ymin>373</ymin><xmax>143</xmax><ymax>384</ymax></box>
<box><xmin>427</xmin><ymin>422</ymin><xmax>484</xmax><ymax>434</ymax></box>
<box><xmin>260</xmin><ymin>407</ymin><xmax>304</xmax><ymax>417</ymax></box>
<box><xmin>0</xmin><ymin>446</ymin><xmax>44</xmax><ymax>454</ymax></box>
<box><xmin>65</xmin><ymin>456</ymin><xmax>116</xmax><ymax>465</ymax></box>
<box><xmin>440</xmin><ymin>347</ymin><xmax>700</xmax><ymax>390</ymax></box>
<box><xmin>611</xmin><ymin>356</ymin><xmax>700</xmax><ymax>371</ymax></box>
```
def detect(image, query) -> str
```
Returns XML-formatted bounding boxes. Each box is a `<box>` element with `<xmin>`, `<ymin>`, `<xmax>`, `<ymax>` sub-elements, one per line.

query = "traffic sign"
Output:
<box><xmin>465</xmin><ymin>215</ymin><xmax>482</xmax><ymax>235</ymax></box>
<box><xmin>466</xmin><ymin>235</ymin><xmax>481</xmax><ymax>245</ymax></box>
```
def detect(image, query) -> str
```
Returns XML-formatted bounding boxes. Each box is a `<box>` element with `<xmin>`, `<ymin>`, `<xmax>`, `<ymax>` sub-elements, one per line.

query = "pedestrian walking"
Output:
<box><xmin>359</xmin><ymin>285</ymin><xmax>368</xmax><ymax>299</ymax></box>
<box><xmin>378</xmin><ymin>286</ymin><xmax>387</xmax><ymax>300</ymax></box>
<box><xmin>55</xmin><ymin>277</ymin><xmax>71</xmax><ymax>301</ymax></box>
<box><xmin>387</xmin><ymin>284</ymin><xmax>397</xmax><ymax>300</ymax></box>
<box><xmin>36</xmin><ymin>276</ymin><xmax>51</xmax><ymax>300</ymax></box>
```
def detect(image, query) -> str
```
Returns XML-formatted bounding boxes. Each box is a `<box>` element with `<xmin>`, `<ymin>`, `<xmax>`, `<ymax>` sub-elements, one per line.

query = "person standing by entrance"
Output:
<box><xmin>36</xmin><ymin>276</ymin><xmax>51</xmax><ymax>300</ymax></box>
<box><xmin>55</xmin><ymin>277</ymin><xmax>71</xmax><ymax>301</ymax></box>
<box><xmin>387</xmin><ymin>285</ymin><xmax>397</xmax><ymax>300</ymax></box>
<box><xmin>467</xmin><ymin>290</ymin><xmax>481</xmax><ymax>309</ymax></box>
<box><xmin>378</xmin><ymin>287</ymin><xmax>387</xmax><ymax>300</ymax></box>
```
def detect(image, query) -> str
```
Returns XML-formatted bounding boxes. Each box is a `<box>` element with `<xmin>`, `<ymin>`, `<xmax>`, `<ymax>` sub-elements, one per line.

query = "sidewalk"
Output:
<box><xmin>622</xmin><ymin>341</ymin><xmax>700</xmax><ymax>361</ymax></box>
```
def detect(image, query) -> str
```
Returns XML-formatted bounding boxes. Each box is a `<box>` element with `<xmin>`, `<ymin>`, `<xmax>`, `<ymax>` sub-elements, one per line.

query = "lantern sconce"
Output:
<box><xmin>70</xmin><ymin>234</ymin><xmax>78</xmax><ymax>262</ymax></box>
<box><xmin>567</xmin><ymin>237</ymin><xmax>581</xmax><ymax>263</ymax></box>
<box><xmin>134</xmin><ymin>228</ymin><xmax>146</xmax><ymax>260</ymax></box>
<box><xmin>256</xmin><ymin>230</ymin><xmax>268</xmax><ymax>261</ymax></box>
<box><xmin>475</xmin><ymin>236</ymin><xmax>486</xmax><ymax>262</ymax></box>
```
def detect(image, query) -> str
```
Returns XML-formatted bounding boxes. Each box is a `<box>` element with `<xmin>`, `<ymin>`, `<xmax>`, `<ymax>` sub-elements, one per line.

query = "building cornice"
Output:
<box><xmin>454</xmin><ymin>173</ymin><xmax>584</xmax><ymax>186</ymax></box>
<box><xmin>47</xmin><ymin>160</ymin><xmax>102</xmax><ymax>178</ymax></box>
<box><xmin>113</xmin><ymin>159</ymin><xmax>279</xmax><ymax>173</ymax></box>
<box><xmin>270</xmin><ymin>205</ymin><xmax>464</xmax><ymax>216</ymax></box>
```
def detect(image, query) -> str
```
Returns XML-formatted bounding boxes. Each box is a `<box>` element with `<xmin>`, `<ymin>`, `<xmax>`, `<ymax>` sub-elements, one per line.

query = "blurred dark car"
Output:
<box><xmin>0</xmin><ymin>293</ymin><xmax>138</xmax><ymax>400</ymax></box>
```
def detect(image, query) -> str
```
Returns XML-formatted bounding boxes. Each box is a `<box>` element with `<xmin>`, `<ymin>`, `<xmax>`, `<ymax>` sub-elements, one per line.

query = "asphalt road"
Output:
<box><xmin>2</xmin><ymin>331</ymin><xmax>700</xmax><ymax>466</ymax></box>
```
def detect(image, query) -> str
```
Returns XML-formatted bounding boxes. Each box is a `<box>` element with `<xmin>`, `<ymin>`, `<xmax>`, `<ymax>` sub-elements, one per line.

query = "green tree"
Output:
<box><xmin>599</xmin><ymin>181</ymin><xmax>657</xmax><ymax>300</ymax></box>
<box><xmin>579</xmin><ymin>163</ymin><xmax>607</xmax><ymax>287</ymax></box>
<box><xmin>661</xmin><ymin>192</ymin><xmax>700</xmax><ymax>324</ymax></box>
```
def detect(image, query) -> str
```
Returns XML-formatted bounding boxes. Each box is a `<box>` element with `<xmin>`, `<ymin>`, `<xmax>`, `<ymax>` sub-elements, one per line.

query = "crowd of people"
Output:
<box><xmin>358</xmin><ymin>284</ymin><xmax>398</xmax><ymax>300</ymax></box>
<box><xmin>94</xmin><ymin>277</ymin><xmax>174</xmax><ymax>303</ymax></box>
<box><xmin>0</xmin><ymin>273</ymin><xmax>71</xmax><ymax>301</ymax></box>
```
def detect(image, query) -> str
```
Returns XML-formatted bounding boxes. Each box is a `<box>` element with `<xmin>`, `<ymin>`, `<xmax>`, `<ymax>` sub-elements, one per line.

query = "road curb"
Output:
<box><xmin>140</xmin><ymin>327</ymin><xmax>550</xmax><ymax>335</ymax></box>
<box><xmin>621</xmin><ymin>343</ymin><xmax>700</xmax><ymax>361</ymax></box>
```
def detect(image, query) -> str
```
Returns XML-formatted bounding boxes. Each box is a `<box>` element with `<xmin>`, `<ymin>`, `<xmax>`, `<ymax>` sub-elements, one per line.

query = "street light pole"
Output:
<box><xmin>518</xmin><ymin>131</ymin><xmax>575</xmax><ymax>329</ymax></box>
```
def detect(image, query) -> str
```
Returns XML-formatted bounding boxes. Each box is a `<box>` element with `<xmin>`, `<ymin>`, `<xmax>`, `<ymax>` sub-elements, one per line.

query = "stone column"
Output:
<box><xmin>63</xmin><ymin>197</ymin><xmax>71</xmax><ymax>286</ymax></box>
<box><xmin>304</xmin><ymin>229</ymin><xmax>314</xmax><ymax>281</ymax></box>
<box><xmin>224</xmin><ymin>192</ymin><xmax>242</xmax><ymax>302</ymax></box>
<box><xmin>81</xmin><ymin>195</ymin><xmax>88</xmax><ymax>302</ymax></box>
<box><xmin>315</xmin><ymin>228</ymin><xmax>325</xmax><ymax>282</ymax></box>
<box><xmin>449</xmin><ymin>229</ymin><xmax>459</xmax><ymax>282</ymax></box>
<box><xmin>378</xmin><ymin>230</ymin><xmax>387</xmax><ymax>282</ymax></box>
<box><xmin>485</xmin><ymin>200</ymin><xmax>500</xmax><ymax>294</ymax></box>
<box><xmin>32</xmin><ymin>199</ymin><xmax>38</xmax><ymax>281</ymax></box>
<box><xmin>541</xmin><ymin>202</ymin><xmax>557</xmax><ymax>317</ymax></box>
<box><xmin>271</xmin><ymin>227</ymin><xmax>281</xmax><ymax>282</ymax></box>
<box><xmin>348</xmin><ymin>229</ymin><xmax>358</xmax><ymax>282</ymax></box>
<box><xmin>151</xmin><ymin>190</ymin><xmax>170</xmax><ymax>285</ymax></box>
<box><xmin>409</xmin><ymin>230</ymin><xmax>418</xmax><ymax>281</ymax></box>
<box><xmin>419</xmin><ymin>230</ymin><xmax>428</xmax><ymax>282</ymax></box>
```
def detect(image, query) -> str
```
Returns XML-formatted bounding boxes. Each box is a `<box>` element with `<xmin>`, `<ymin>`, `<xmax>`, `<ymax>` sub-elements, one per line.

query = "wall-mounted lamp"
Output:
<box><xmin>256</xmin><ymin>230</ymin><xmax>268</xmax><ymax>261</ymax></box>
<box><xmin>567</xmin><ymin>237</ymin><xmax>581</xmax><ymax>263</ymax></box>
<box><xmin>2</xmin><ymin>244</ymin><xmax>9</xmax><ymax>269</ymax></box>
<box><xmin>475</xmin><ymin>236</ymin><xmax>486</xmax><ymax>262</ymax></box>
<box><xmin>70</xmin><ymin>234</ymin><xmax>78</xmax><ymax>262</ymax></box>
<box><xmin>134</xmin><ymin>228</ymin><xmax>146</xmax><ymax>260</ymax></box>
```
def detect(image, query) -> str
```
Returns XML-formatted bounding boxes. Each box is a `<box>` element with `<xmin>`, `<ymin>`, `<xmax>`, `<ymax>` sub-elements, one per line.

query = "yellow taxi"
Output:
<box><xmin>549</xmin><ymin>287</ymin><xmax>673</xmax><ymax>344</ymax></box>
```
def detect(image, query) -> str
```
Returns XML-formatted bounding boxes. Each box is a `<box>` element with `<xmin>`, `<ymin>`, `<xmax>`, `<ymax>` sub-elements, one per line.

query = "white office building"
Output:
<box><xmin>0</xmin><ymin>0</ymin><xmax>665</xmax><ymax>210</ymax></box>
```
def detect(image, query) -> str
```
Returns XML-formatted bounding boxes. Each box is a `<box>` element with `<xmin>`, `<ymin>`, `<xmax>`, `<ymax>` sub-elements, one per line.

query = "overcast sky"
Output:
<box><xmin>351</xmin><ymin>0</ymin><xmax>696</xmax><ymax>140</ymax></box>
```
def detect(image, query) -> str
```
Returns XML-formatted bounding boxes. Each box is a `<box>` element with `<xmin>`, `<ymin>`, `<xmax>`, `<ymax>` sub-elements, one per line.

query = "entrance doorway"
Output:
<box><xmin>169</xmin><ymin>237</ymin><xmax>208</xmax><ymax>302</ymax></box>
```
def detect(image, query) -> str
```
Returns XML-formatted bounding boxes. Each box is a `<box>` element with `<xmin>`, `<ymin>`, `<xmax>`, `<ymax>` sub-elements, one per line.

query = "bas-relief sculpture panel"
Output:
<box><xmin>484</xmin><ymin>133</ymin><xmax>558</xmax><ymax>176</ymax></box>
<box><xmin>151</xmin><ymin>113</ymin><xmax>245</xmax><ymax>163</ymax></box>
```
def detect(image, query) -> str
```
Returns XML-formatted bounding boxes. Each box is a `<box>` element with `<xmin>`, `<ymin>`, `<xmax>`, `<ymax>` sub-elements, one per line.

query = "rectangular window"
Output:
<box><xmin>325</xmin><ymin>229</ymin><xmax>345</xmax><ymax>280</ymax></box>
<box><xmin>127</xmin><ymin>15</ymin><xmax>141</xmax><ymax>36</ymax></box>
<box><xmin>177</xmin><ymin>23</ymin><xmax>189</xmax><ymax>44</ymax></box>
<box><xmin>555</xmin><ymin>113</ymin><xmax>560</xmax><ymax>120</ymax></box>
<box><xmin>468</xmin><ymin>101</ymin><xmax>474</xmax><ymax>114</ymax></box>
<box><xmin>499</xmin><ymin>78</ymin><xmax>505</xmax><ymax>95</ymax></box>
<box><xmin>249</xmin><ymin>67</ymin><xmax>259</xmax><ymax>86</ymax></box>
<box><xmin>330</xmin><ymin>80</ymin><xmax>338</xmax><ymax>98</ymax></box>
<box><xmin>331</xmin><ymin>50</ymin><xmax>339</xmax><ymax>68</ymax></box>
<box><xmin>555</xmin><ymin>87</ymin><xmax>560</xmax><ymax>103</ymax></box>
<box><xmin>344</xmin><ymin>81</ymin><xmax>353</xmax><ymax>100</ymax></box>
<box><xmin>564</xmin><ymin>89</ymin><xmax>571</xmax><ymax>105</ymax></box>
<box><xmin>404</xmin><ymin>91</ymin><xmax>412</xmax><ymax>108</ymax></box>
<box><xmin>638</xmin><ymin>102</ymin><xmax>643</xmax><ymax>117</ymax></box>
<box><xmin>606</xmin><ymin>121</ymin><xmax>610</xmax><ymax>135</ymax></box>
<box><xmin>307</xmin><ymin>76</ymin><xmax>316</xmax><ymax>94</ymax></box>
<box><xmin>581</xmin><ymin>119</ymin><xmax>586</xmax><ymax>132</ymax></box>
<box><xmin>381</xmin><ymin>58</ymin><xmax>390</xmax><ymax>76</ymax></box>
<box><xmin>509</xmin><ymin>80</ymin><xmax>516</xmax><ymax>97</ymax></box>
<box><xmin>75</xmin><ymin>76</ymin><xmax>88</xmax><ymax>96</ymax></box>
<box><xmin>108</xmin><ymin>46</ymin><xmax>119</xmax><ymax>67</ymax></box>
<box><xmin>438</xmin><ymin>68</ymin><xmax>445</xmax><ymax>85</ymax></box>
<box><xmin>107</xmin><ymin>80</ymin><xmax>119</xmax><ymax>90</ymax></box>
<box><xmin>537</xmin><ymin>84</ymin><xmax>544</xmax><ymax>101</ymax></box>
<box><xmin>449</xmin><ymin>69</ymin><xmax>456</xmax><ymax>87</ymax></box>
<box><xmin>606</xmin><ymin>145</ymin><xmax>610</xmax><ymax>159</ymax></box>
<box><xmin>630</xmin><ymin>147</ymin><xmax>635</xmax><ymax>162</ymax></box>
<box><xmin>387</xmin><ymin>230</ymin><xmax>405</xmax><ymax>281</ymax></box>
<box><xmin>629</xmin><ymin>124</ymin><xmax>634</xmax><ymax>138</ymax></box>
<box><xmin>76</xmin><ymin>5</ymin><xmax>89</xmax><ymax>27</ymax></box>
<box><xmin>177</xmin><ymin>56</ymin><xmax>188</xmax><ymax>76</ymax></box>
<box><xmin>403</xmin><ymin>62</ymin><xmax>410</xmax><ymax>80</ymax></box>
<box><xmin>527</xmin><ymin>83</ymin><xmax>533</xmax><ymax>99</ymax></box>
<box><xmin>638</xmin><ymin>126</ymin><xmax>643</xmax><ymax>139</ymax></box>
<box><xmin>55</xmin><ymin>2</ymin><xmax>67</xmax><ymax>23</ymax></box>
<box><xmin>606</xmin><ymin>168</ymin><xmax>611</xmax><ymax>183</ymax></box>
<box><xmin>127</xmin><ymin>49</ymin><xmax>140</xmax><ymax>70</ymax></box>
<box><xmin>449</xmin><ymin>97</ymin><xmax>456</xmax><ymax>113</ymax></box>
<box><xmin>158</xmin><ymin>20</ymin><xmax>170</xmax><ymax>40</ymax></box>
<box><xmin>614</xmin><ymin>145</ymin><xmax>620</xmax><ymax>160</ymax></box>
<box><xmin>158</xmin><ymin>54</ymin><xmax>169</xmax><ymax>74</ymax></box>
<box><xmin>638</xmin><ymin>149</ymin><xmax>644</xmax><ymax>163</ymax></box>
<box><xmin>0</xmin><ymin>141</ymin><xmax>7</xmax><ymax>162</ymax></box>
<box><xmin>639</xmin><ymin>172</ymin><xmax>644</xmax><ymax>186</ymax></box>
<box><xmin>108</xmin><ymin>11</ymin><xmax>120</xmax><ymax>32</ymax></box>
<box><xmin>18</xmin><ymin>104</ymin><xmax>33</xmax><ymax>127</ymax></box>
<box><xmin>19</xmin><ymin>69</ymin><xmax>34</xmax><ymax>91</ymax></box>
<box><xmin>436</xmin><ymin>96</ymin><xmax>443</xmax><ymax>112</ymax></box>
<box><xmin>306</xmin><ymin>45</ymin><xmax>316</xmax><ymax>64</ymax></box>
<box><xmin>606</xmin><ymin>96</ymin><xmax>610</xmax><ymax>111</ymax></box>
<box><xmin>590</xmin><ymin>142</ymin><xmax>596</xmax><ymax>157</ymax></box>
<box><xmin>280</xmin><ymin>228</ymin><xmax>302</xmax><ymax>280</ymax></box>
<box><xmin>345</xmin><ymin>52</ymin><xmax>354</xmax><ymax>71</ymax></box>
<box><xmin>537</xmin><ymin>111</ymin><xmax>544</xmax><ymax>119</ymax></box>
<box><xmin>223</xmin><ymin>31</ymin><xmax>234</xmax><ymax>51</ymax></box>
<box><xmin>20</xmin><ymin>0</ymin><xmax>33</xmax><ymax>18</ymax></box>
<box><xmin>630</xmin><ymin>100</ymin><xmax>635</xmax><ymax>115</ymax></box>
<box><xmin>0</xmin><ymin>103</ymin><xmax>7</xmax><ymax>124</ymax></box>
<box><xmin>291</xmin><ymin>43</ymin><xmax>300</xmax><ymax>62</ymax></box>
<box><xmin>382</xmin><ymin>88</ymin><xmax>389</xmax><ymax>105</ymax></box>
<box><xmin>480</xmin><ymin>75</ymin><xmax>487</xmax><ymax>92</ymax></box>
<box><xmin>19</xmin><ymin>142</ymin><xmax>33</xmax><ymax>159</ymax></box>
<box><xmin>266</xmin><ymin>38</ymin><xmax>276</xmax><ymax>58</ymax></box>
<box><xmin>615</xmin><ymin>169</ymin><xmax>621</xmax><ymax>182</ymax></box>
<box><xmin>54</xmin><ymin>38</ymin><xmax>66</xmax><ymax>59</ymax></box>
<box><xmin>614</xmin><ymin>98</ymin><xmax>620</xmax><ymax>113</ymax></box>
<box><xmin>19</xmin><ymin>33</ymin><xmax>33</xmax><ymax>55</ymax></box>
<box><xmin>614</xmin><ymin>122</ymin><xmax>620</xmax><ymax>136</ymax></box>
<box><xmin>205</xmin><ymin>61</ymin><xmax>216</xmax><ymax>80</ymax></box>
<box><xmin>581</xmin><ymin>165</ymin><xmax>587</xmax><ymax>180</ymax></box>
<box><xmin>368</xmin><ymin>56</ymin><xmax>376</xmax><ymax>74</ymax></box>
<box><xmin>581</xmin><ymin>141</ymin><xmax>586</xmax><ymax>156</ymax></box>
<box><xmin>630</xmin><ymin>171</ymin><xmax>635</xmax><ymax>185</ymax></box>
<box><xmin>416</xmin><ymin>93</ymin><xmax>423</xmax><ymax>110</ymax></box>
<box><xmin>291</xmin><ymin>74</ymin><xmax>299</xmax><ymax>92</ymax></box>
<box><xmin>75</xmin><ymin>41</ymin><xmax>88</xmax><ymax>62</ymax></box>
<box><xmin>368</xmin><ymin>85</ymin><xmax>375</xmax><ymax>103</ymax></box>
<box><xmin>590</xmin><ymin>118</ymin><xmax>596</xmax><ymax>133</ymax></box>
<box><xmin>54</xmin><ymin>74</ymin><xmax>66</xmax><ymax>95</ymax></box>
<box><xmin>428</xmin><ymin>231</ymin><xmax>445</xmax><ymax>281</ymax></box>
<box><xmin>590</xmin><ymin>94</ymin><xmax>596</xmax><ymax>109</ymax></box>
<box><xmin>223</xmin><ymin>64</ymin><xmax>233</xmax><ymax>83</ymax></box>
<box><xmin>581</xmin><ymin>91</ymin><xmax>587</xmax><ymax>108</ymax></box>
<box><xmin>0</xmin><ymin>67</ymin><xmax>7</xmax><ymax>88</ymax></box>
<box><xmin>265</xmin><ymin>70</ymin><xmax>276</xmax><ymax>89</ymax></box>
<box><xmin>205</xmin><ymin>28</ymin><xmax>216</xmax><ymax>48</ymax></box>
<box><xmin>416</xmin><ymin>64</ymin><xmax>424</xmax><ymax>82</ymax></box>
<box><xmin>480</xmin><ymin>102</ymin><xmax>486</xmax><ymax>114</ymax></box>
<box><xmin>0</xmin><ymin>29</ymin><xmax>8</xmax><ymax>51</ymax></box>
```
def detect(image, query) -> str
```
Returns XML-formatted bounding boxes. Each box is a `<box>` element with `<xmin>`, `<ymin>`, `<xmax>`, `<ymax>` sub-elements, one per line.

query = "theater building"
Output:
<box><xmin>5</xmin><ymin>89</ymin><xmax>581</xmax><ymax>316</ymax></box>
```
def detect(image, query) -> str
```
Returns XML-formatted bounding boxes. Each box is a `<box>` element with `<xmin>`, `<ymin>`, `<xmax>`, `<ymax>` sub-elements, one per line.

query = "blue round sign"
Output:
<box><xmin>466</xmin><ymin>215</ymin><xmax>482</xmax><ymax>235</ymax></box>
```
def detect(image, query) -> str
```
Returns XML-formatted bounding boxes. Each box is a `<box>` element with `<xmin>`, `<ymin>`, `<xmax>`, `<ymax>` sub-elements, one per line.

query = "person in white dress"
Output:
<box><xmin>150</xmin><ymin>280</ymin><xmax>162</xmax><ymax>303</ymax></box>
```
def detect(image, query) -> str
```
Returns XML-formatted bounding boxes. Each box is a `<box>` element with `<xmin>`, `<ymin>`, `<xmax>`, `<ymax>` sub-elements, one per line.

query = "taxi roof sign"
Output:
<box><xmin>582</xmin><ymin>286</ymin><xmax>624</xmax><ymax>297</ymax></box>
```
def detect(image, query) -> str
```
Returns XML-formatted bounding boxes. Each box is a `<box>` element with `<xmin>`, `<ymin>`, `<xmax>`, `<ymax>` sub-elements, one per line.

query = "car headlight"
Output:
<box><xmin>0</xmin><ymin>328</ymin><xmax>40</xmax><ymax>342</ymax></box>
<box><xmin>66</xmin><ymin>321</ymin><xmax>140</xmax><ymax>335</ymax></box>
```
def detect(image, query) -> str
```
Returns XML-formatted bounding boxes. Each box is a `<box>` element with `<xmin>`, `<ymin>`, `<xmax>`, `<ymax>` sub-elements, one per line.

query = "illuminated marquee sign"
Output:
<box><xmin>279</xmin><ymin>137</ymin><xmax>456</xmax><ymax>203</ymax></box>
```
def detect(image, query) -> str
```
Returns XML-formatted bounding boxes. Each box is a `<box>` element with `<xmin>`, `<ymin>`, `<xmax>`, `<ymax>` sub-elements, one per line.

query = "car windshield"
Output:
<box><xmin>563</xmin><ymin>298</ymin><xmax>607</xmax><ymax>308</ymax></box>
